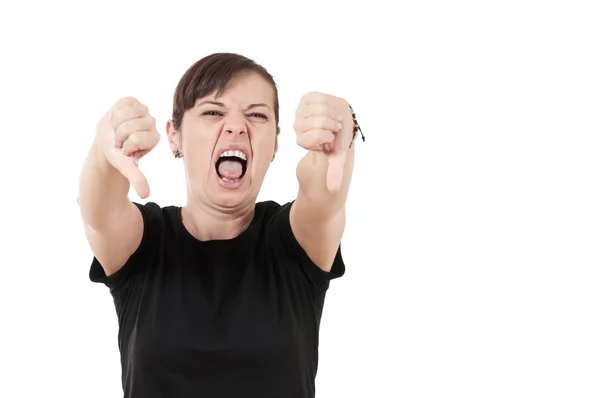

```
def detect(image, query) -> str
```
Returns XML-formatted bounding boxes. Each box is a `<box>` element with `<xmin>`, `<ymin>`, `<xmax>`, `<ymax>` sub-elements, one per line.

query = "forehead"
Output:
<box><xmin>202</xmin><ymin>71</ymin><xmax>275</xmax><ymax>106</ymax></box>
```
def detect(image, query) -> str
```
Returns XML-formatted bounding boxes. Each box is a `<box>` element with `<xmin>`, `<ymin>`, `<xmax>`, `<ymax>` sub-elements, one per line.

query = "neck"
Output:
<box><xmin>181</xmin><ymin>199</ymin><xmax>255</xmax><ymax>241</ymax></box>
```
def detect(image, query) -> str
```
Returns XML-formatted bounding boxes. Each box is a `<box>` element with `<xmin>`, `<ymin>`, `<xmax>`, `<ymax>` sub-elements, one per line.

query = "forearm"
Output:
<box><xmin>78</xmin><ymin>137</ymin><xmax>131</xmax><ymax>231</ymax></box>
<box><xmin>296</xmin><ymin>145</ymin><xmax>355</xmax><ymax>219</ymax></box>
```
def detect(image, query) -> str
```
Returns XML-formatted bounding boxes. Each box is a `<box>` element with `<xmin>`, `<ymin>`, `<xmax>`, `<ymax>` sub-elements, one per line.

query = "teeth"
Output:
<box><xmin>220</xmin><ymin>150</ymin><xmax>247</xmax><ymax>161</ymax></box>
<box><xmin>221</xmin><ymin>176</ymin><xmax>240</xmax><ymax>183</ymax></box>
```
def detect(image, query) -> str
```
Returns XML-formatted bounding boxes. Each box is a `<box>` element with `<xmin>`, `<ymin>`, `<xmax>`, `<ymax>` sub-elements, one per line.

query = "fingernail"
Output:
<box><xmin>337</xmin><ymin>122</ymin><xmax>342</xmax><ymax>129</ymax></box>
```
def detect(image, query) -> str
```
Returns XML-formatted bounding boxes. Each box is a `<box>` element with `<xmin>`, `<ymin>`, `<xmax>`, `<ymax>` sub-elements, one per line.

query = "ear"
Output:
<box><xmin>166</xmin><ymin>120</ymin><xmax>182</xmax><ymax>157</ymax></box>
<box><xmin>272</xmin><ymin>126</ymin><xmax>280</xmax><ymax>162</ymax></box>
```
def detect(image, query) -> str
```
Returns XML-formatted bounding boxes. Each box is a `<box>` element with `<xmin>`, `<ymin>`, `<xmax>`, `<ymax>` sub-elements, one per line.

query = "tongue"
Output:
<box><xmin>218</xmin><ymin>160</ymin><xmax>243</xmax><ymax>180</ymax></box>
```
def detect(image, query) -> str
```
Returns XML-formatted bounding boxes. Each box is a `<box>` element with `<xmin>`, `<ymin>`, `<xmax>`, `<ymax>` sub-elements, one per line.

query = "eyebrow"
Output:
<box><xmin>197</xmin><ymin>100</ymin><xmax>271</xmax><ymax>111</ymax></box>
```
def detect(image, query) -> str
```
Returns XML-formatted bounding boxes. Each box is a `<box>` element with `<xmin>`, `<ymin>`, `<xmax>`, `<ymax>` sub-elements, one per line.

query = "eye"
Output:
<box><xmin>248</xmin><ymin>113</ymin><xmax>267</xmax><ymax>119</ymax></box>
<box><xmin>202</xmin><ymin>110</ymin><xmax>223</xmax><ymax>116</ymax></box>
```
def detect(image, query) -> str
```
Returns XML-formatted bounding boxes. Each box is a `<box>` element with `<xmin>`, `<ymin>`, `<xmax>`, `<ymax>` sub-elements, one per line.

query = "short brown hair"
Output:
<box><xmin>171</xmin><ymin>53</ymin><xmax>279</xmax><ymax>131</ymax></box>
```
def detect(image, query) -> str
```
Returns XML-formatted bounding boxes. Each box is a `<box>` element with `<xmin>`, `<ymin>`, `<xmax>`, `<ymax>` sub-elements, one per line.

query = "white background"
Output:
<box><xmin>1</xmin><ymin>1</ymin><xmax>599</xmax><ymax>397</ymax></box>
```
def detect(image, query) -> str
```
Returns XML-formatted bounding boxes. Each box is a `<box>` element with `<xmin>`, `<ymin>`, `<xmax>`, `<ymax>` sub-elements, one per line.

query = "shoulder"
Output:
<box><xmin>132</xmin><ymin>201</ymin><xmax>182</xmax><ymax>231</ymax></box>
<box><xmin>89</xmin><ymin>201</ymin><xmax>179</xmax><ymax>290</ymax></box>
<box><xmin>249</xmin><ymin>199</ymin><xmax>291</xmax><ymax>229</ymax></box>
<box><xmin>256</xmin><ymin>199</ymin><xmax>287</xmax><ymax>215</ymax></box>
<box><xmin>133</xmin><ymin>201</ymin><xmax>177</xmax><ymax>217</ymax></box>
<box><xmin>255</xmin><ymin>199</ymin><xmax>346</xmax><ymax>289</ymax></box>
<box><xmin>254</xmin><ymin>200</ymin><xmax>300</xmax><ymax>236</ymax></box>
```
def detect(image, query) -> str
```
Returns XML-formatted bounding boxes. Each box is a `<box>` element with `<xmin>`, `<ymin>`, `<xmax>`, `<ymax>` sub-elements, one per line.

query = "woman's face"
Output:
<box><xmin>168</xmin><ymin>71</ymin><xmax>279</xmax><ymax>212</ymax></box>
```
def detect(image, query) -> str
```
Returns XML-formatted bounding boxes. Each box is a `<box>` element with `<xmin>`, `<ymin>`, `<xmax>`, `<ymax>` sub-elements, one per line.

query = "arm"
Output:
<box><xmin>79</xmin><ymin>136</ymin><xmax>143</xmax><ymax>276</ymax></box>
<box><xmin>290</xmin><ymin>92</ymin><xmax>359</xmax><ymax>272</ymax></box>
<box><xmin>291</xmin><ymin>146</ymin><xmax>355</xmax><ymax>272</ymax></box>
<box><xmin>79</xmin><ymin>97</ymin><xmax>159</xmax><ymax>277</ymax></box>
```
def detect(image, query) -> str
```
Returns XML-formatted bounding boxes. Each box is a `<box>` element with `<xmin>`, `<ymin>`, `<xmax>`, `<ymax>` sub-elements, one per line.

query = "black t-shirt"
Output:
<box><xmin>89</xmin><ymin>200</ymin><xmax>345</xmax><ymax>398</ymax></box>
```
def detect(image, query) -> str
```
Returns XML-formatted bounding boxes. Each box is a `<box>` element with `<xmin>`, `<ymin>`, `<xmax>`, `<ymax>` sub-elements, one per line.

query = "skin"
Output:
<box><xmin>79</xmin><ymin>72</ymin><xmax>355</xmax><ymax>277</ymax></box>
<box><xmin>79</xmin><ymin>97</ymin><xmax>159</xmax><ymax>275</ymax></box>
<box><xmin>165</xmin><ymin>71</ymin><xmax>279</xmax><ymax>241</ymax></box>
<box><xmin>291</xmin><ymin>92</ymin><xmax>356</xmax><ymax>271</ymax></box>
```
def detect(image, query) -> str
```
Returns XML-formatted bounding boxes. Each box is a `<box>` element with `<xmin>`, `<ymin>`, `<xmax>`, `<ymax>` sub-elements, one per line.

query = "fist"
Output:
<box><xmin>293</xmin><ymin>92</ymin><xmax>354</xmax><ymax>193</ymax></box>
<box><xmin>96</xmin><ymin>97</ymin><xmax>160</xmax><ymax>199</ymax></box>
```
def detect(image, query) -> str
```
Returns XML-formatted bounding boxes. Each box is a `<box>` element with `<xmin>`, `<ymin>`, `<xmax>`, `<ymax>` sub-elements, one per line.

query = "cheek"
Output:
<box><xmin>184</xmin><ymin>156</ymin><xmax>212</xmax><ymax>184</ymax></box>
<box><xmin>252</xmin><ymin>135</ymin><xmax>276</xmax><ymax>162</ymax></box>
<box><xmin>182</xmin><ymin>134</ymin><xmax>216</xmax><ymax>175</ymax></box>
<box><xmin>182</xmin><ymin>123</ymin><xmax>218</xmax><ymax>152</ymax></box>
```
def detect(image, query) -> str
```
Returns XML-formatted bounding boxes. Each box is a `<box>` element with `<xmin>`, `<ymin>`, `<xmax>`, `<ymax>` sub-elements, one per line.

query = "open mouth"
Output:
<box><xmin>215</xmin><ymin>150</ymin><xmax>248</xmax><ymax>183</ymax></box>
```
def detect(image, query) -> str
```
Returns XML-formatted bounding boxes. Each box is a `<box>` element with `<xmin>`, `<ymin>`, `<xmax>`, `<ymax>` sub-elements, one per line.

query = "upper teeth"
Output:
<box><xmin>220</xmin><ymin>150</ymin><xmax>247</xmax><ymax>161</ymax></box>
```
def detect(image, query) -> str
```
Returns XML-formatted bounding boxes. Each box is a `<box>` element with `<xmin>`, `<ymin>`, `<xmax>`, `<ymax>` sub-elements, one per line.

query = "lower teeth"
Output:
<box><xmin>221</xmin><ymin>176</ymin><xmax>240</xmax><ymax>183</ymax></box>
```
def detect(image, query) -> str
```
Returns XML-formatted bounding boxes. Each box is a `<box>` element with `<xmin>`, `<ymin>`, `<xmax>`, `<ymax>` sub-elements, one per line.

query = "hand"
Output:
<box><xmin>96</xmin><ymin>97</ymin><xmax>160</xmax><ymax>199</ymax></box>
<box><xmin>293</xmin><ymin>92</ymin><xmax>353</xmax><ymax>193</ymax></box>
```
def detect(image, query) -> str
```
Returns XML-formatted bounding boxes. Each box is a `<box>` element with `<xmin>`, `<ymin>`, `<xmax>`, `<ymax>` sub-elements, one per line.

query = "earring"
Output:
<box><xmin>173</xmin><ymin>149</ymin><xmax>182</xmax><ymax>158</ymax></box>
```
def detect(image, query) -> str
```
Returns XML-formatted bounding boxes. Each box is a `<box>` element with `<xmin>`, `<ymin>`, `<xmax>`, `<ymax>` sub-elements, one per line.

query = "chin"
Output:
<box><xmin>205</xmin><ymin>170</ymin><xmax>257</xmax><ymax>211</ymax></box>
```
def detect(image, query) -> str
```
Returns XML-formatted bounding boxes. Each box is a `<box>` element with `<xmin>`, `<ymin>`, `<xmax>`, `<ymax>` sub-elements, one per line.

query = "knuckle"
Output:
<box><xmin>126</xmin><ymin>132</ymin><xmax>140</xmax><ymax>146</ymax></box>
<box><xmin>110</xmin><ymin>108</ymin><xmax>119</xmax><ymax>120</ymax></box>
<box><xmin>318</xmin><ymin>116</ymin><xmax>330</xmax><ymax>127</ymax></box>
<box><xmin>117</xmin><ymin>120</ymin><xmax>136</xmax><ymax>138</ymax></box>
<box><xmin>302</xmin><ymin>91</ymin><xmax>323</xmax><ymax>103</ymax></box>
<box><xmin>319</xmin><ymin>130</ymin><xmax>330</xmax><ymax>141</ymax></box>
<box><xmin>315</xmin><ymin>92</ymin><xmax>328</xmax><ymax>103</ymax></box>
<box><xmin>115</xmin><ymin>96</ymin><xmax>136</xmax><ymax>110</ymax></box>
<box><xmin>301</xmin><ymin>92</ymin><xmax>313</xmax><ymax>101</ymax></box>
<box><xmin>151</xmin><ymin>130</ymin><xmax>161</xmax><ymax>144</ymax></box>
<box><xmin>121</xmin><ymin>118</ymin><xmax>135</xmax><ymax>130</ymax></box>
<box><xmin>114</xmin><ymin>122</ymin><xmax>123</xmax><ymax>136</ymax></box>
<box><xmin>114</xmin><ymin>126</ymin><xmax>128</xmax><ymax>141</ymax></box>
<box><xmin>318</xmin><ymin>103</ymin><xmax>331</xmax><ymax>115</ymax></box>
<box><xmin>110</xmin><ymin>109</ymin><xmax>122</xmax><ymax>126</ymax></box>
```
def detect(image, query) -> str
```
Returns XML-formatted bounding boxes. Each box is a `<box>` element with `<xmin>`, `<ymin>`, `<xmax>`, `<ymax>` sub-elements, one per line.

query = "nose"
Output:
<box><xmin>224</xmin><ymin>116</ymin><xmax>246</xmax><ymax>136</ymax></box>
<box><xmin>225</xmin><ymin>128</ymin><xmax>245</xmax><ymax>135</ymax></box>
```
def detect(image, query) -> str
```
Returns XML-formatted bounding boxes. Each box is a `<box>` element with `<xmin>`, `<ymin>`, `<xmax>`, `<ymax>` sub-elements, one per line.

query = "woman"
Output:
<box><xmin>79</xmin><ymin>52</ymin><xmax>362</xmax><ymax>398</ymax></box>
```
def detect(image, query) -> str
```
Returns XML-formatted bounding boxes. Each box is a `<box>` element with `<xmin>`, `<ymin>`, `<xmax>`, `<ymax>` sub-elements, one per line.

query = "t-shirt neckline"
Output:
<box><xmin>174</xmin><ymin>204</ymin><xmax>261</xmax><ymax>249</ymax></box>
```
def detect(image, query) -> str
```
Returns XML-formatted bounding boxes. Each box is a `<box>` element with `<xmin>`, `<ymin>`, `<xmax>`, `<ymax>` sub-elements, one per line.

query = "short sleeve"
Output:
<box><xmin>265</xmin><ymin>201</ymin><xmax>346</xmax><ymax>290</ymax></box>
<box><xmin>89</xmin><ymin>201</ymin><xmax>163</xmax><ymax>293</ymax></box>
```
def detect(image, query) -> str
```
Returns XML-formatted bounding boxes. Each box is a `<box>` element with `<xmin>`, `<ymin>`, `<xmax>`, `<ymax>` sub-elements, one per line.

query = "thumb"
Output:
<box><xmin>326</xmin><ymin>150</ymin><xmax>347</xmax><ymax>193</ymax></box>
<box><xmin>113</xmin><ymin>156</ymin><xmax>151</xmax><ymax>199</ymax></box>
